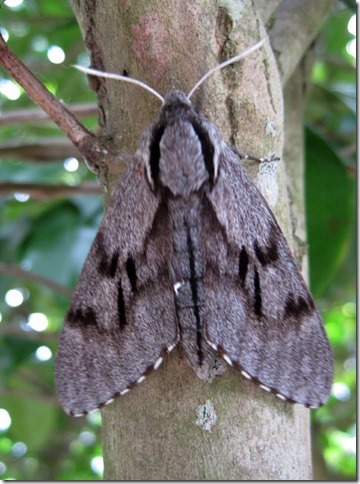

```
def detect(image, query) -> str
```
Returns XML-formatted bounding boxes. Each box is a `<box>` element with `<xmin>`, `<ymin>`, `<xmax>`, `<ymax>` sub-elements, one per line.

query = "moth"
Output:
<box><xmin>55</xmin><ymin>40</ymin><xmax>333</xmax><ymax>417</ymax></box>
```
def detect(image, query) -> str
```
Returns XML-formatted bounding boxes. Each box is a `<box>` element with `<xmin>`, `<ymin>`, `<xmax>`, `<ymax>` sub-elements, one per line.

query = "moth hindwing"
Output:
<box><xmin>55</xmin><ymin>90</ymin><xmax>333</xmax><ymax>416</ymax></box>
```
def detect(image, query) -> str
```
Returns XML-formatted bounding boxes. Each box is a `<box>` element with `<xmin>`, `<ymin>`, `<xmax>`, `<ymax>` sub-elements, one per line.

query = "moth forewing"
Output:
<box><xmin>55</xmin><ymin>147</ymin><xmax>180</xmax><ymax>416</ymax></box>
<box><xmin>204</xmin><ymin>142</ymin><xmax>333</xmax><ymax>407</ymax></box>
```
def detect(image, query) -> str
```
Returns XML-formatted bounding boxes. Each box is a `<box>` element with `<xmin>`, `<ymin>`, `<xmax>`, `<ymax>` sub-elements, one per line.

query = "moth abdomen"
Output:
<box><xmin>186</xmin><ymin>227</ymin><xmax>204</xmax><ymax>366</ymax></box>
<box><xmin>167</xmin><ymin>196</ymin><xmax>216</xmax><ymax>373</ymax></box>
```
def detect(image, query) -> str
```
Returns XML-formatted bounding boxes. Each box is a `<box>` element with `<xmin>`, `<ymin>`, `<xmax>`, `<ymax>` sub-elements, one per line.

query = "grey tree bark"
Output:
<box><xmin>69</xmin><ymin>0</ymin><xmax>335</xmax><ymax>479</ymax></box>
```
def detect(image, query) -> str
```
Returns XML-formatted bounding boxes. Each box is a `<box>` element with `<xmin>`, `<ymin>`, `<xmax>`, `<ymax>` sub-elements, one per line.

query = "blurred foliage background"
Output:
<box><xmin>0</xmin><ymin>0</ymin><xmax>356</xmax><ymax>480</ymax></box>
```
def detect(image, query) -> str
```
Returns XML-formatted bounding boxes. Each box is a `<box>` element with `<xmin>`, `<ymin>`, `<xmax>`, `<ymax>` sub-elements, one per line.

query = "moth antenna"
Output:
<box><xmin>73</xmin><ymin>65</ymin><xmax>165</xmax><ymax>104</ymax></box>
<box><xmin>187</xmin><ymin>38</ymin><xmax>266</xmax><ymax>99</ymax></box>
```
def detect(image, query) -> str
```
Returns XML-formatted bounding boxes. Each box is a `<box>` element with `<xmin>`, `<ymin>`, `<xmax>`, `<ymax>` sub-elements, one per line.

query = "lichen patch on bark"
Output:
<box><xmin>195</xmin><ymin>400</ymin><xmax>217</xmax><ymax>432</ymax></box>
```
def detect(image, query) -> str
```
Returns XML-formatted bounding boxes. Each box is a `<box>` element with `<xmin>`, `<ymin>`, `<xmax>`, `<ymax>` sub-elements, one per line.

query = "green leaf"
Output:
<box><xmin>19</xmin><ymin>201</ymin><xmax>96</xmax><ymax>286</ymax></box>
<box><xmin>305</xmin><ymin>126</ymin><xmax>354</xmax><ymax>296</ymax></box>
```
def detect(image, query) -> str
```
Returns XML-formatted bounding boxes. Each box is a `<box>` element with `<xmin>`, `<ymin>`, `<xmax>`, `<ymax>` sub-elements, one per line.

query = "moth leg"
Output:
<box><xmin>231</xmin><ymin>146</ymin><xmax>280</xmax><ymax>164</ymax></box>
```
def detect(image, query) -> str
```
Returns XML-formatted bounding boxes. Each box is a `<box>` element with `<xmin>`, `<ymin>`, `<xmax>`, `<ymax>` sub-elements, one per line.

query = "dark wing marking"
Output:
<box><xmin>202</xmin><ymin>145</ymin><xmax>333</xmax><ymax>407</ymax></box>
<box><xmin>55</xmin><ymin>159</ymin><xmax>178</xmax><ymax>416</ymax></box>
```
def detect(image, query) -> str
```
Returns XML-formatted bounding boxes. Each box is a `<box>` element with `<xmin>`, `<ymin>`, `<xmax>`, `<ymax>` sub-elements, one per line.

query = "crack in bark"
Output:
<box><xmin>215</xmin><ymin>6</ymin><xmax>234</xmax><ymax>61</ymax></box>
<box><xmin>263</xmin><ymin>57</ymin><xmax>277</xmax><ymax>113</ymax></box>
<box><xmin>83</xmin><ymin>0</ymin><xmax>107</xmax><ymax>128</ymax></box>
<box><xmin>225</xmin><ymin>94</ymin><xmax>239</xmax><ymax>146</ymax></box>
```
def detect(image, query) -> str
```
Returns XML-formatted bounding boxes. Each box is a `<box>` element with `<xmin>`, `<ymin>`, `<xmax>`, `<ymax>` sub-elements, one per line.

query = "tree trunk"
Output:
<box><xmin>69</xmin><ymin>0</ymin><xmax>335</xmax><ymax>479</ymax></box>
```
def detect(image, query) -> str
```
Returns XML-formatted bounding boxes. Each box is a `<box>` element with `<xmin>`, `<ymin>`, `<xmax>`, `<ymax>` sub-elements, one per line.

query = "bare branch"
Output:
<box><xmin>337</xmin><ymin>142</ymin><xmax>356</xmax><ymax>159</ymax></box>
<box><xmin>0</xmin><ymin>181</ymin><xmax>101</xmax><ymax>198</ymax></box>
<box><xmin>0</xmin><ymin>137</ymin><xmax>81</xmax><ymax>161</ymax></box>
<box><xmin>0</xmin><ymin>324</ymin><xmax>58</xmax><ymax>343</ymax></box>
<box><xmin>0</xmin><ymin>262</ymin><xmax>72</xmax><ymax>298</ymax></box>
<box><xmin>0</xmin><ymin>388</ymin><xmax>58</xmax><ymax>405</ymax></box>
<box><xmin>0</xmin><ymin>103</ymin><xmax>98</xmax><ymax>126</ymax></box>
<box><xmin>0</xmin><ymin>32</ymin><xmax>103</xmax><ymax>174</ymax></box>
<box><xmin>268</xmin><ymin>0</ymin><xmax>336</xmax><ymax>86</ymax></box>
<box><xmin>253</xmin><ymin>0</ymin><xmax>282</xmax><ymax>23</ymax></box>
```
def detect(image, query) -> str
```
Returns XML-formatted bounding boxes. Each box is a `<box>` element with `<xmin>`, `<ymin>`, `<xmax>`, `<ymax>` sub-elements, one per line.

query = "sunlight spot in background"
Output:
<box><xmin>14</xmin><ymin>193</ymin><xmax>30</xmax><ymax>202</ymax></box>
<box><xmin>11</xmin><ymin>442</ymin><xmax>27</xmax><ymax>457</ymax></box>
<box><xmin>47</xmin><ymin>45</ymin><xmax>65</xmax><ymax>64</ymax></box>
<box><xmin>26</xmin><ymin>313</ymin><xmax>48</xmax><ymax>332</ymax></box>
<box><xmin>343</xmin><ymin>435</ymin><xmax>356</xmax><ymax>455</ymax></box>
<box><xmin>79</xmin><ymin>431</ymin><xmax>96</xmax><ymax>446</ymax></box>
<box><xmin>0</xmin><ymin>313</ymin><xmax>2</xmax><ymax>323</ymax></box>
<box><xmin>4</xmin><ymin>0</ymin><xmax>24</xmax><ymax>8</ymax></box>
<box><xmin>344</xmin><ymin>424</ymin><xmax>356</xmax><ymax>455</ymax></box>
<box><xmin>0</xmin><ymin>462</ymin><xmax>6</xmax><ymax>476</ymax></box>
<box><xmin>342</xmin><ymin>301</ymin><xmax>355</xmax><ymax>317</ymax></box>
<box><xmin>35</xmin><ymin>346</ymin><xmax>52</xmax><ymax>362</ymax></box>
<box><xmin>327</xmin><ymin>427</ymin><xmax>356</xmax><ymax>457</ymax></box>
<box><xmin>86</xmin><ymin>410</ymin><xmax>102</xmax><ymax>426</ymax></box>
<box><xmin>64</xmin><ymin>157</ymin><xmax>79</xmax><ymax>172</ymax></box>
<box><xmin>91</xmin><ymin>456</ymin><xmax>104</xmax><ymax>476</ymax></box>
<box><xmin>0</xmin><ymin>28</ymin><xmax>9</xmax><ymax>42</ymax></box>
<box><xmin>346</xmin><ymin>14</ymin><xmax>356</xmax><ymax>59</ymax></box>
<box><xmin>331</xmin><ymin>382</ymin><xmax>351</xmax><ymax>401</ymax></box>
<box><xmin>76</xmin><ymin>51</ymin><xmax>90</xmax><ymax>67</ymax></box>
<box><xmin>21</xmin><ymin>260</ymin><xmax>32</xmax><ymax>271</ymax></box>
<box><xmin>0</xmin><ymin>409</ymin><xmax>11</xmax><ymax>431</ymax></box>
<box><xmin>31</xmin><ymin>35</ymin><xmax>48</xmax><ymax>52</ymax></box>
<box><xmin>5</xmin><ymin>288</ymin><xmax>24</xmax><ymax>307</ymax></box>
<box><xmin>0</xmin><ymin>79</ymin><xmax>21</xmax><ymax>100</ymax></box>
<box><xmin>344</xmin><ymin>357</ymin><xmax>356</xmax><ymax>371</ymax></box>
<box><xmin>346</xmin><ymin>39</ymin><xmax>356</xmax><ymax>59</ymax></box>
<box><xmin>347</xmin><ymin>14</ymin><xmax>356</xmax><ymax>36</ymax></box>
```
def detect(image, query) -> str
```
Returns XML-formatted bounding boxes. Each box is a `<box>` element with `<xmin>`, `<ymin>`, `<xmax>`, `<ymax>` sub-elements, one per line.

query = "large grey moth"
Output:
<box><xmin>55</xmin><ymin>40</ymin><xmax>333</xmax><ymax>417</ymax></box>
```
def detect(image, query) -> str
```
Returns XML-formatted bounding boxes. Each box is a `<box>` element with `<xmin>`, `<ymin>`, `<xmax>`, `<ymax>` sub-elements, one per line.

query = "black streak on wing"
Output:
<box><xmin>254</xmin><ymin>267</ymin><xmax>262</xmax><ymax>318</ymax></box>
<box><xmin>125</xmin><ymin>257</ymin><xmax>137</xmax><ymax>292</ymax></box>
<box><xmin>254</xmin><ymin>237</ymin><xmax>279</xmax><ymax>266</ymax></box>
<box><xmin>284</xmin><ymin>293</ymin><xmax>315</xmax><ymax>320</ymax></box>
<box><xmin>191</xmin><ymin>119</ymin><xmax>215</xmax><ymax>185</ymax></box>
<box><xmin>98</xmin><ymin>258</ymin><xmax>107</xmax><ymax>276</ymax></box>
<box><xmin>67</xmin><ymin>307</ymin><xmax>98</xmax><ymax>327</ymax></box>
<box><xmin>98</xmin><ymin>251</ymin><xmax>119</xmax><ymax>278</ymax></box>
<box><xmin>96</xmin><ymin>233</ymin><xmax>119</xmax><ymax>278</ymax></box>
<box><xmin>108</xmin><ymin>251</ymin><xmax>120</xmax><ymax>277</ymax></box>
<box><xmin>117</xmin><ymin>278</ymin><xmax>127</xmax><ymax>329</ymax></box>
<box><xmin>149</xmin><ymin>124</ymin><xmax>165</xmax><ymax>186</ymax></box>
<box><xmin>239</xmin><ymin>246</ymin><xmax>249</xmax><ymax>285</ymax></box>
<box><xmin>186</xmin><ymin>227</ymin><xmax>203</xmax><ymax>365</ymax></box>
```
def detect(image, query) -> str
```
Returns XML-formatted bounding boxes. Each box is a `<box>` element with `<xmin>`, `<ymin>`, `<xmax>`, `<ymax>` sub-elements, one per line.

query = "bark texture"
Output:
<box><xmin>69</xmin><ymin>0</ymin><xmax>335</xmax><ymax>479</ymax></box>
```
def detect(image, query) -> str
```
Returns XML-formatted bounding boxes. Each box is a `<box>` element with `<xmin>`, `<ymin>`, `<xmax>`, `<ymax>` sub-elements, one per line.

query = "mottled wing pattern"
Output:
<box><xmin>202</xmin><ymin>145</ymin><xmax>333</xmax><ymax>407</ymax></box>
<box><xmin>55</xmin><ymin>157</ymin><xmax>178</xmax><ymax>416</ymax></box>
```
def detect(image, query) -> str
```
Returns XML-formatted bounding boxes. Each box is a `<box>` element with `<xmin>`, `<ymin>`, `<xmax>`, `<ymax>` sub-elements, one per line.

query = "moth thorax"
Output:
<box><xmin>159</xmin><ymin>122</ymin><xmax>211</xmax><ymax>197</ymax></box>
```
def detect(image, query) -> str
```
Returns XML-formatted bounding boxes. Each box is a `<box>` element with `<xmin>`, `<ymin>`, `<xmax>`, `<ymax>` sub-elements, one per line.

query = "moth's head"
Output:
<box><xmin>144</xmin><ymin>90</ymin><xmax>222</xmax><ymax>198</ymax></box>
<box><xmin>162</xmin><ymin>90</ymin><xmax>192</xmax><ymax>112</ymax></box>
